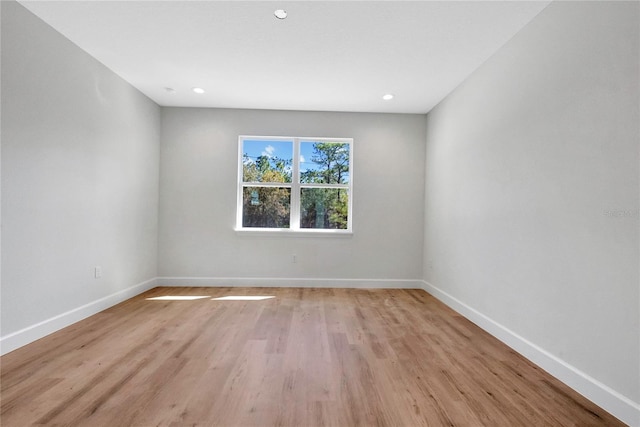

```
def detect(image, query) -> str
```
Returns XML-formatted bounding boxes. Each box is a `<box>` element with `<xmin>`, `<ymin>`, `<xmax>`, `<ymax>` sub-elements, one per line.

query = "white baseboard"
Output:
<box><xmin>421</xmin><ymin>280</ymin><xmax>640</xmax><ymax>427</ymax></box>
<box><xmin>0</xmin><ymin>277</ymin><xmax>158</xmax><ymax>356</ymax></box>
<box><xmin>156</xmin><ymin>276</ymin><xmax>423</xmax><ymax>289</ymax></box>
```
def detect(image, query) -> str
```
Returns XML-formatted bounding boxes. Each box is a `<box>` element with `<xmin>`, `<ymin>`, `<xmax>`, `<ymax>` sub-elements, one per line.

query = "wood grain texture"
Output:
<box><xmin>1</xmin><ymin>287</ymin><xmax>625</xmax><ymax>426</ymax></box>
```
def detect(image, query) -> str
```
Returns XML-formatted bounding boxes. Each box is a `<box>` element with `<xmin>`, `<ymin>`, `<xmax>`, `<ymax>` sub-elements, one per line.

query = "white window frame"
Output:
<box><xmin>236</xmin><ymin>136</ymin><xmax>353</xmax><ymax>235</ymax></box>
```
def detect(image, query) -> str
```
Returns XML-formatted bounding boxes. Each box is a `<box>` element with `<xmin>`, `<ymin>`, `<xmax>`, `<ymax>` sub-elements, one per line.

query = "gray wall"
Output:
<box><xmin>424</xmin><ymin>0</ymin><xmax>639</xmax><ymax>417</ymax></box>
<box><xmin>1</xmin><ymin>1</ymin><xmax>160</xmax><ymax>338</ymax></box>
<box><xmin>159</xmin><ymin>108</ymin><xmax>425</xmax><ymax>284</ymax></box>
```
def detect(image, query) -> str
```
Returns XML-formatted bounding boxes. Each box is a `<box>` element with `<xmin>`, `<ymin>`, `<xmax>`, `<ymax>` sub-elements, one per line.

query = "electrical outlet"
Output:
<box><xmin>292</xmin><ymin>254</ymin><xmax>297</xmax><ymax>264</ymax></box>
<box><xmin>94</xmin><ymin>266</ymin><xmax>102</xmax><ymax>279</ymax></box>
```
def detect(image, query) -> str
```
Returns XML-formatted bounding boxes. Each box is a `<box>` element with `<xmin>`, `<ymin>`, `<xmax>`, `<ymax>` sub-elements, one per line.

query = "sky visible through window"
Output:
<box><xmin>242</xmin><ymin>139</ymin><xmax>329</xmax><ymax>176</ymax></box>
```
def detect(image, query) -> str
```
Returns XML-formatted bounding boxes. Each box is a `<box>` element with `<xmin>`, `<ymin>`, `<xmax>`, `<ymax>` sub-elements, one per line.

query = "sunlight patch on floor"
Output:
<box><xmin>146</xmin><ymin>296</ymin><xmax>210</xmax><ymax>301</ymax></box>
<box><xmin>211</xmin><ymin>296</ymin><xmax>275</xmax><ymax>301</ymax></box>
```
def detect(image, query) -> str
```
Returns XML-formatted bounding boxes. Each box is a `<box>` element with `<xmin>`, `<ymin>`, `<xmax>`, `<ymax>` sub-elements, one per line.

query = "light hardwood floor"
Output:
<box><xmin>1</xmin><ymin>287</ymin><xmax>625</xmax><ymax>426</ymax></box>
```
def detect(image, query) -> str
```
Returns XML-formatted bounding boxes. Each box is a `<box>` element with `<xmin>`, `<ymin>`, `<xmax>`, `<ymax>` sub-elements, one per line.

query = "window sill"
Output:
<box><xmin>235</xmin><ymin>228</ymin><xmax>353</xmax><ymax>238</ymax></box>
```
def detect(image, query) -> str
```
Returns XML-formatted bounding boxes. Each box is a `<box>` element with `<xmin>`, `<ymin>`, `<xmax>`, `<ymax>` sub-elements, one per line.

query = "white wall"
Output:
<box><xmin>424</xmin><ymin>1</ymin><xmax>639</xmax><ymax>424</ymax></box>
<box><xmin>1</xmin><ymin>1</ymin><xmax>160</xmax><ymax>352</ymax></box>
<box><xmin>159</xmin><ymin>108</ymin><xmax>425</xmax><ymax>286</ymax></box>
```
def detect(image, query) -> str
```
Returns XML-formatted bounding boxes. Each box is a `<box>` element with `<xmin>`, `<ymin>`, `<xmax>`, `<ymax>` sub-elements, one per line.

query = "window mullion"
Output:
<box><xmin>299</xmin><ymin>183</ymin><xmax>349</xmax><ymax>189</ymax></box>
<box><xmin>244</xmin><ymin>182</ymin><xmax>292</xmax><ymax>188</ymax></box>
<box><xmin>290</xmin><ymin>138</ymin><xmax>301</xmax><ymax>230</ymax></box>
<box><xmin>237</xmin><ymin>137</ymin><xmax>245</xmax><ymax>229</ymax></box>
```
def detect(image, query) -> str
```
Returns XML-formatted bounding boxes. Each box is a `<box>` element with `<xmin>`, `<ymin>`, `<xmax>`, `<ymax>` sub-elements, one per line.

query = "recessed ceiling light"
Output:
<box><xmin>274</xmin><ymin>9</ymin><xmax>287</xmax><ymax>20</ymax></box>
<box><xmin>192</xmin><ymin>87</ymin><xmax>205</xmax><ymax>94</ymax></box>
<box><xmin>382</xmin><ymin>93</ymin><xmax>394</xmax><ymax>101</ymax></box>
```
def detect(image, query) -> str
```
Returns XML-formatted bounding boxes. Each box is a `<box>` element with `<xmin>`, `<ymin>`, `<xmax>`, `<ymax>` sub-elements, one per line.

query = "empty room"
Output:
<box><xmin>1</xmin><ymin>0</ymin><xmax>638</xmax><ymax>426</ymax></box>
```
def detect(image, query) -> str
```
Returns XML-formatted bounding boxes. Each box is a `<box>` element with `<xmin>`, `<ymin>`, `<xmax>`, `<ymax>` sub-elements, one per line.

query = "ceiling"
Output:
<box><xmin>18</xmin><ymin>1</ymin><xmax>551</xmax><ymax>114</ymax></box>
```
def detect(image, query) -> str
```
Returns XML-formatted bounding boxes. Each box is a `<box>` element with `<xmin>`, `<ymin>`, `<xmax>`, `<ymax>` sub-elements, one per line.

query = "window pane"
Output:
<box><xmin>242</xmin><ymin>187</ymin><xmax>291</xmax><ymax>228</ymax></box>
<box><xmin>300</xmin><ymin>141</ymin><xmax>350</xmax><ymax>184</ymax></box>
<box><xmin>300</xmin><ymin>188</ymin><xmax>348</xmax><ymax>230</ymax></box>
<box><xmin>242</xmin><ymin>139</ymin><xmax>293</xmax><ymax>183</ymax></box>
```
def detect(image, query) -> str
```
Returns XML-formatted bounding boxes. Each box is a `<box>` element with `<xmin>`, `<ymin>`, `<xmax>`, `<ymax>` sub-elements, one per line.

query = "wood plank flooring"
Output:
<box><xmin>1</xmin><ymin>287</ymin><xmax>625</xmax><ymax>426</ymax></box>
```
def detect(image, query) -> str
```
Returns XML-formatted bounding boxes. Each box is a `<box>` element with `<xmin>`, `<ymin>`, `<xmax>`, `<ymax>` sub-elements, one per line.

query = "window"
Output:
<box><xmin>237</xmin><ymin>136</ymin><xmax>353</xmax><ymax>233</ymax></box>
